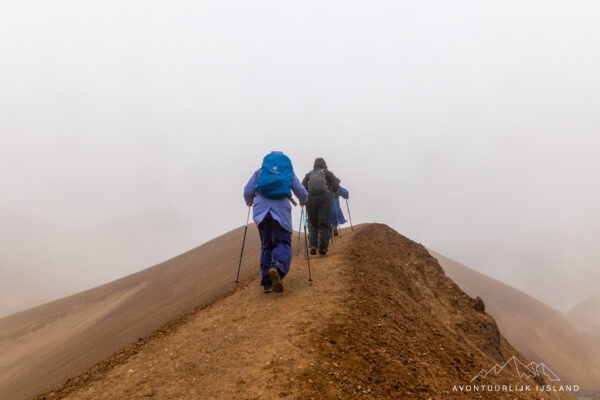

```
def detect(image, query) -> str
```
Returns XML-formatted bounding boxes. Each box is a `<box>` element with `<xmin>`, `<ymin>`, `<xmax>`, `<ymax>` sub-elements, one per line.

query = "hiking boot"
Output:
<box><xmin>319</xmin><ymin>250</ymin><xmax>327</xmax><ymax>257</ymax></box>
<box><xmin>263</xmin><ymin>285</ymin><xmax>273</xmax><ymax>293</ymax></box>
<box><xmin>310</xmin><ymin>247</ymin><xmax>317</xmax><ymax>255</ymax></box>
<box><xmin>268</xmin><ymin>268</ymin><xmax>283</xmax><ymax>293</ymax></box>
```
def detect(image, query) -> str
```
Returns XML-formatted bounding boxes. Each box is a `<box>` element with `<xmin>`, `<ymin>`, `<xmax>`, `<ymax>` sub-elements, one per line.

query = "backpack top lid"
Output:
<box><xmin>307</xmin><ymin>168</ymin><xmax>328</xmax><ymax>195</ymax></box>
<box><xmin>255</xmin><ymin>152</ymin><xmax>294</xmax><ymax>199</ymax></box>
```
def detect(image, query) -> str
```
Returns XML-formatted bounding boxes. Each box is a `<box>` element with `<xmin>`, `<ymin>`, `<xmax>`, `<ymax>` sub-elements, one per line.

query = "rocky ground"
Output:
<box><xmin>37</xmin><ymin>224</ymin><xmax>573</xmax><ymax>399</ymax></box>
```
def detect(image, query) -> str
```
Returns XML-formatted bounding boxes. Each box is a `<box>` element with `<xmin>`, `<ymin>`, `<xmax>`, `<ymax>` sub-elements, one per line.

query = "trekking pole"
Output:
<box><xmin>235</xmin><ymin>205</ymin><xmax>252</xmax><ymax>286</ymax></box>
<box><xmin>346</xmin><ymin>198</ymin><xmax>353</xmax><ymax>231</ymax></box>
<box><xmin>296</xmin><ymin>207</ymin><xmax>304</xmax><ymax>256</ymax></box>
<box><xmin>330</xmin><ymin>223</ymin><xmax>334</xmax><ymax>244</ymax></box>
<box><xmin>328</xmin><ymin>192</ymin><xmax>334</xmax><ymax>244</ymax></box>
<box><xmin>302</xmin><ymin>206</ymin><xmax>312</xmax><ymax>284</ymax></box>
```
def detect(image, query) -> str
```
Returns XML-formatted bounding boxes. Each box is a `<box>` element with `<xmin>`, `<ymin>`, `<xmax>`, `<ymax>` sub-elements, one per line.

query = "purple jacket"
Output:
<box><xmin>331</xmin><ymin>186</ymin><xmax>349</xmax><ymax>225</ymax></box>
<box><xmin>243</xmin><ymin>153</ymin><xmax>308</xmax><ymax>233</ymax></box>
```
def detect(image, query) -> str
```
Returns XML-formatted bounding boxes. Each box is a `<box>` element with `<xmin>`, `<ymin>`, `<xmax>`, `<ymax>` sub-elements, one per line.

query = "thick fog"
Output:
<box><xmin>1</xmin><ymin>1</ymin><xmax>599</xmax><ymax>316</ymax></box>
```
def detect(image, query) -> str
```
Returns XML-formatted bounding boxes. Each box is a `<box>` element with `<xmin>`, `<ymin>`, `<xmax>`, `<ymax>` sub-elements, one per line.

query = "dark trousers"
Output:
<box><xmin>258</xmin><ymin>212</ymin><xmax>291</xmax><ymax>287</ymax></box>
<box><xmin>307</xmin><ymin>192</ymin><xmax>331</xmax><ymax>253</ymax></box>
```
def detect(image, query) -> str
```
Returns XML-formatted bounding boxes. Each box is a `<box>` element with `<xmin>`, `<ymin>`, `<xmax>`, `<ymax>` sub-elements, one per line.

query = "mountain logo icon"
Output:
<box><xmin>471</xmin><ymin>356</ymin><xmax>561</xmax><ymax>382</ymax></box>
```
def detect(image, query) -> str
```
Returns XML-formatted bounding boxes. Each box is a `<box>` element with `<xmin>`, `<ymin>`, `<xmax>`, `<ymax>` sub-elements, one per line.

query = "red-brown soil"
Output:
<box><xmin>29</xmin><ymin>224</ymin><xmax>572</xmax><ymax>399</ymax></box>
<box><xmin>0</xmin><ymin>226</ymin><xmax>260</xmax><ymax>400</ymax></box>
<box><xmin>435</xmin><ymin>251</ymin><xmax>600</xmax><ymax>391</ymax></box>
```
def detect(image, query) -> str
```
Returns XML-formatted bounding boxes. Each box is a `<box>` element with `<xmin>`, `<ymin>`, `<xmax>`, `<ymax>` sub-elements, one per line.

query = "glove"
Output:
<box><xmin>246</xmin><ymin>200</ymin><xmax>253</xmax><ymax>207</ymax></box>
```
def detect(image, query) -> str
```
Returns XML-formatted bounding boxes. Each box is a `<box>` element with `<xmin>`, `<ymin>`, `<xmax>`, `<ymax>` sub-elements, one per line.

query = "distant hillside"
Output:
<box><xmin>0</xmin><ymin>210</ymin><xmax>78</xmax><ymax>317</ymax></box>
<box><xmin>567</xmin><ymin>294</ymin><xmax>600</xmax><ymax>328</ymax></box>
<box><xmin>33</xmin><ymin>225</ymin><xmax>571</xmax><ymax>399</ymax></box>
<box><xmin>0</xmin><ymin>293</ymin><xmax>23</xmax><ymax>319</ymax></box>
<box><xmin>433</xmin><ymin>251</ymin><xmax>600</xmax><ymax>391</ymax></box>
<box><xmin>0</xmin><ymin>225</ymin><xmax>261</xmax><ymax>400</ymax></box>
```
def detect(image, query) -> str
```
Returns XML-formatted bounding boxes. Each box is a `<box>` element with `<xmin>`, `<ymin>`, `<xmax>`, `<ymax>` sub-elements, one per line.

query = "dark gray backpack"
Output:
<box><xmin>308</xmin><ymin>169</ymin><xmax>328</xmax><ymax>195</ymax></box>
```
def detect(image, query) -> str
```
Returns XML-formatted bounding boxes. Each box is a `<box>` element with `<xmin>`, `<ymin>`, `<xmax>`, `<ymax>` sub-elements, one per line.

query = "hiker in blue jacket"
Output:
<box><xmin>330</xmin><ymin>186</ymin><xmax>349</xmax><ymax>236</ymax></box>
<box><xmin>244</xmin><ymin>151</ymin><xmax>308</xmax><ymax>293</ymax></box>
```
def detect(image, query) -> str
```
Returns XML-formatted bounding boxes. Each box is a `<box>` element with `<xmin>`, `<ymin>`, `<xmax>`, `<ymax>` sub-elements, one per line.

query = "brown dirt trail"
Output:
<box><xmin>38</xmin><ymin>224</ymin><xmax>573</xmax><ymax>399</ymax></box>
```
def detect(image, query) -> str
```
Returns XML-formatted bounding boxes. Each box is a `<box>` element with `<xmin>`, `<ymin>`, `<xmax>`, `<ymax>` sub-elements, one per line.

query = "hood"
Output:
<box><xmin>313</xmin><ymin>158</ymin><xmax>327</xmax><ymax>170</ymax></box>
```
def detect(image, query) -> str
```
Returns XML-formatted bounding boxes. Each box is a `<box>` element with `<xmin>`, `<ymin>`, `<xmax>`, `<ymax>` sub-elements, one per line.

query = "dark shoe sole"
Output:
<box><xmin>268</xmin><ymin>268</ymin><xmax>283</xmax><ymax>293</ymax></box>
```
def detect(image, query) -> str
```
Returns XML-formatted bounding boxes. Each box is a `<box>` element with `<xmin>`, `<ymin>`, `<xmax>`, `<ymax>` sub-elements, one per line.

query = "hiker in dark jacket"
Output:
<box><xmin>244</xmin><ymin>151</ymin><xmax>308</xmax><ymax>293</ymax></box>
<box><xmin>302</xmin><ymin>158</ymin><xmax>340</xmax><ymax>256</ymax></box>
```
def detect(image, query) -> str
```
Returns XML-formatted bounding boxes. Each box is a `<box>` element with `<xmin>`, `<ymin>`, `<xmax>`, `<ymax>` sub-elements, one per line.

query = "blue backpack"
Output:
<box><xmin>255</xmin><ymin>153</ymin><xmax>294</xmax><ymax>199</ymax></box>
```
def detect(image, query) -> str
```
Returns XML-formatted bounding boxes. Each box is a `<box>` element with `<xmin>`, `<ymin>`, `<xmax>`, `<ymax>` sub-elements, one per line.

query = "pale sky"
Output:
<box><xmin>1</xmin><ymin>0</ymin><xmax>599</xmax><ymax>316</ymax></box>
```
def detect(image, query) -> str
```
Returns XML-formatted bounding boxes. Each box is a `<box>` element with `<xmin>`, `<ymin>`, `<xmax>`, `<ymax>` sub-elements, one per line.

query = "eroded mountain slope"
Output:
<box><xmin>38</xmin><ymin>224</ymin><xmax>572</xmax><ymax>399</ymax></box>
<box><xmin>0</xmin><ymin>226</ymin><xmax>260</xmax><ymax>400</ymax></box>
